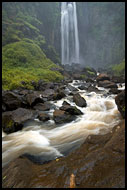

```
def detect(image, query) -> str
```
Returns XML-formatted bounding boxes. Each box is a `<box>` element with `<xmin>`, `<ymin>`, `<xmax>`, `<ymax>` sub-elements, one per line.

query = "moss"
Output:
<box><xmin>81</xmin><ymin>74</ymin><xmax>86</xmax><ymax>79</ymax></box>
<box><xmin>87</xmin><ymin>70</ymin><xmax>95</xmax><ymax>76</ymax></box>
<box><xmin>122</xmin><ymin>106</ymin><xmax>125</xmax><ymax>112</ymax></box>
<box><xmin>2</xmin><ymin>41</ymin><xmax>64</xmax><ymax>90</ymax></box>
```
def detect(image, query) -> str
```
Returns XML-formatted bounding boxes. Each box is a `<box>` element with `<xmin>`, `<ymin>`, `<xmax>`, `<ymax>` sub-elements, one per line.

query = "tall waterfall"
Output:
<box><xmin>61</xmin><ymin>2</ymin><xmax>80</xmax><ymax>65</ymax></box>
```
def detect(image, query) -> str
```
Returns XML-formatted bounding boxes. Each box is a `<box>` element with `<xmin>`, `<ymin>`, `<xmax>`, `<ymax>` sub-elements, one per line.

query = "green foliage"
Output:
<box><xmin>110</xmin><ymin>59</ymin><xmax>125</xmax><ymax>76</ymax></box>
<box><xmin>2</xmin><ymin>41</ymin><xmax>63</xmax><ymax>90</ymax></box>
<box><xmin>81</xmin><ymin>74</ymin><xmax>86</xmax><ymax>79</ymax></box>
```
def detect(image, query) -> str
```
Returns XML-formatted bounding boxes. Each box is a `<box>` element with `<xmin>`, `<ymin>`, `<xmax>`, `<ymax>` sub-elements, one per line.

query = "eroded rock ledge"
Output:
<box><xmin>2</xmin><ymin>120</ymin><xmax>125</xmax><ymax>188</ymax></box>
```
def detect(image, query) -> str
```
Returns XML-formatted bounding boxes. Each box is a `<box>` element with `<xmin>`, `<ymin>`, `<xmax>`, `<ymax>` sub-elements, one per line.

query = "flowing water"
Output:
<box><xmin>61</xmin><ymin>2</ymin><xmax>79</xmax><ymax>65</ymax></box>
<box><xmin>2</xmin><ymin>81</ymin><xmax>122</xmax><ymax>168</ymax></box>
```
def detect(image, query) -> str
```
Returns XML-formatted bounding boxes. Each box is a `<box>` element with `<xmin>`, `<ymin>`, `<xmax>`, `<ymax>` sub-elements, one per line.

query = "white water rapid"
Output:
<box><xmin>61</xmin><ymin>2</ymin><xmax>80</xmax><ymax>65</ymax></box>
<box><xmin>2</xmin><ymin>80</ymin><xmax>122</xmax><ymax>168</ymax></box>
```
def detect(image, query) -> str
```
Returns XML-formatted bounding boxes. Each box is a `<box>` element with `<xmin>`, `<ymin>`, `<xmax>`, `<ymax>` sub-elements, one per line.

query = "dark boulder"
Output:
<box><xmin>53</xmin><ymin>110</ymin><xmax>74</xmax><ymax>124</ymax></box>
<box><xmin>109</xmin><ymin>88</ymin><xmax>122</xmax><ymax>94</ymax></box>
<box><xmin>53</xmin><ymin>90</ymin><xmax>66</xmax><ymax>100</ymax></box>
<box><xmin>26</xmin><ymin>92</ymin><xmax>44</xmax><ymax>107</ymax></box>
<box><xmin>73</xmin><ymin>93</ymin><xmax>87</xmax><ymax>107</ymax></box>
<box><xmin>42</xmin><ymin>89</ymin><xmax>55</xmax><ymax>101</ymax></box>
<box><xmin>98</xmin><ymin>80</ymin><xmax>117</xmax><ymax>89</ymax></box>
<box><xmin>2</xmin><ymin>108</ymin><xmax>33</xmax><ymax>134</ymax></box>
<box><xmin>2</xmin><ymin>91</ymin><xmax>24</xmax><ymax>111</ymax></box>
<box><xmin>33</xmin><ymin>102</ymin><xmax>51</xmax><ymax>111</ymax></box>
<box><xmin>115</xmin><ymin>90</ymin><xmax>125</xmax><ymax>118</ymax></box>
<box><xmin>60</xmin><ymin>102</ymin><xmax>83</xmax><ymax>115</ymax></box>
<box><xmin>38</xmin><ymin>112</ymin><xmax>50</xmax><ymax>122</ymax></box>
<box><xmin>96</xmin><ymin>73</ymin><xmax>110</xmax><ymax>82</ymax></box>
<box><xmin>67</xmin><ymin>84</ymin><xmax>78</xmax><ymax>92</ymax></box>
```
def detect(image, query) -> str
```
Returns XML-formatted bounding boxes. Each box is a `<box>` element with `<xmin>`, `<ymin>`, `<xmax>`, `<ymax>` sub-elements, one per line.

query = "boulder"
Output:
<box><xmin>26</xmin><ymin>92</ymin><xmax>44</xmax><ymax>107</ymax></box>
<box><xmin>38</xmin><ymin>112</ymin><xmax>50</xmax><ymax>122</ymax></box>
<box><xmin>33</xmin><ymin>103</ymin><xmax>51</xmax><ymax>111</ymax></box>
<box><xmin>2</xmin><ymin>91</ymin><xmax>23</xmax><ymax>111</ymax></box>
<box><xmin>73</xmin><ymin>93</ymin><xmax>87</xmax><ymax>107</ymax></box>
<box><xmin>115</xmin><ymin>90</ymin><xmax>125</xmax><ymax>118</ymax></box>
<box><xmin>53</xmin><ymin>110</ymin><xmax>74</xmax><ymax>124</ymax></box>
<box><xmin>98</xmin><ymin>80</ymin><xmax>117</xmax><ymax>88</ymax></box>
<box><xmin>42</xmin><ymin>89</ymin><xmax>55</xmax><ymax>101</ymax></box>
<box><xmin>53</xmin><ymin>90</ymin><xmax>66</xmax><ymax>100</ymax></box>
<box><xmin>109</xmin><ymin>88</ymin><xmax>122</xmax><ymax>94</ymax></box>
<box><xmin>96</xmin><ymin>73</ymin><xmax>110</xmax><ymax>82</ymax></box>
<box><xmin>67</xmin><ymin>84</ymin><xmax>78</xmax><ymax>92</ymax></box>
<box><xmin>60</xmin><ymin>103</ymin><xmax>83</xmax><ymax>115</ymax></box>
<box><xmin>2</xmin><ymin>108</ymin><xmax>33</xmax><ymax>134</ymax></box>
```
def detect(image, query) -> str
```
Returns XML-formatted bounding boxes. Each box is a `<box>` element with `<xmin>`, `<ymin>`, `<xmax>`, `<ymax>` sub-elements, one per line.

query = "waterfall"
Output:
<box><xmin>61</xmin><ymin>2</ymin><xmax>80</xmax><ymax>65</ymax></box>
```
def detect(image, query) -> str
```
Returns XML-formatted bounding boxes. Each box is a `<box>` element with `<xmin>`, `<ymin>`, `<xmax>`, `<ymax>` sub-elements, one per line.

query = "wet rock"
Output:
<box><xmin>60</xmin><ymin>104</ymin><xmax>83</xmax><ymax>115</ymax></box>
<box><xmin>33</xmin><ymin>102</ymin><xmax>51</xmax><ymax>111</ymax></box>
<box><xmin>53</xmin><ymin>90</ymin><xmax>66</xmax><ymax>100</ymax></box>
<box><xmin>109</xmin><ymin>88</ymin><xmax>122</xmax><ymax>94</ymax></box>
<box><xmin>98</xmin><ymin>80</ymin><xmax>117</xmax><ymax>88</ymax></box>
<box><xmin>2</xmin><ymin>108</ymin><xmax>33</xmax><ymax>134</ymax></box>
<box><xmin>2</xmin><ymin>91</ymin><xmax>24</xmax><ymax>111</ymax></box>
<box><xmin>62</xmin><ymin>101</ymin><xmax>70</xmax><ymax>106</ymax></box>
<box><xmin>87</xmin><ymin>85</ymin><xmax>99</xmax><ymax>92</ymax></box>
<box><xmin>67</xmin><ymin>84</ymin><xmax>78</xmax><ymax>92</ymax></box>
<box><xmin>53</xmin><ymin>110</ymin><xmax>74</xmax><ymax>124</ymax></box>
<box><xmin>96</xmin><ymin>73</ymin><xmax>110</xmax><ymax>82</ymax></box>
<box><xmin>73</xmin><ymin>93</ymin><xmax>87</xmax><ymax>107</ymax></box>
<box><xmin>78</xmin><ymin>84</ymin><xmax>88</xmax><ymax>90</ymax></box>
<box><xmin>26</xmin><ymin>92</ymin><xmax>44</xmax><ymax>107</ymax></box>
<box><xmin>42</xmin><ymin>89</ymin><xmax>55</xmax><ymax>101</ymax></box>
<box><xmin>38</xmin><ymin>112</ymin><xmax>50</xmax><ymax>122</ymax></box>
<box><xmin>115</xmin><ymin>90</ymin><xmax>125</xmax><ymax>118</ymax></box>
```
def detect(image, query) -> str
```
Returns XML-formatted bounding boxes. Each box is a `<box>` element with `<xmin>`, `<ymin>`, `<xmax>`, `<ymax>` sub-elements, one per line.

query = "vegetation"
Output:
<box><xmin>2</xmin><ymin>2</ymin><xmax>63</xmax><ymax>90</ymax></box>
<box><xmin>110</xmin><ymin>59</ymin><xmax>125</xmax><ymax>76</ymax></box>
<box><xmin>2</xmin><ymin>41</ymin><xmax>63</xmax><ymax>90</ymax></box>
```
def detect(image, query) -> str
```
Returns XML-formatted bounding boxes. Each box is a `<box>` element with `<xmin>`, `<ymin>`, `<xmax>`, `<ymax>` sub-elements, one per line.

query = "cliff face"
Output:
<box><xmin>2</xmin><ymin>120</ymin><xmax>125</xmax><ymax>188</ymax></box>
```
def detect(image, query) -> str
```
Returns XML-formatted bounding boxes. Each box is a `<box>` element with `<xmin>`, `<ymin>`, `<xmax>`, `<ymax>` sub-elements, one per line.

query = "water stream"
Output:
<box><xmin>2</xmin><ymin>80</ymin><xmax>122</xmax><ymax>168</ymax></box>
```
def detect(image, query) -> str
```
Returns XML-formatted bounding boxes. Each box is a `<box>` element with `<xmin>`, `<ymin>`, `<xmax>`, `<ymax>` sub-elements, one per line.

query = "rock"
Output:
<box><xmin>53</xmin><ymin>110</ymin><xmax>74</xmax><ymax>124</ymax></box>
<box><xmin>2</xmin><ymin>108</ymin><xmax>33</xmax><ymax>134</ymax></box>
<box><xmin>98</xmin><ymin>80</ymin><xmax>117</xmax><ymax>88</ymax></box>
<box><xmin>38</xmin><ymin>112</ymin><xmax>50</xmax><ymax>121</ymax></box>
<box><xmin>109</xmin><ymin>88</ymin><xmax>122</xmax><ymax>94</ymax></box>
<box><xmin>67</xmin><ymin>84</ymin><xmax>78</xmax><ymax>92</ymax></box>
<box><xmin>96</xmin><ymin>73</ymin><xmax>110</xmax><ymax>82</ymax></box>
<box><xmin>26</xmin><ymin>92</ymin><xmax>44</xmax><ymax>107</ymax></box>
<box><xmin>72</xmin><ymin>74</ymin><xmax>82</xmax><ymax>80</ymax></box>
<box><xmin>111</xmin><ymin>75</ymin><xmax>125</xmax><ymax>83</ymax></box>
<box><xmin>33</xmin><ymin>103</ymin><xmax>51</xmax><ymax>111</ymax></box>
<box><xmin>62</xmin><ymin>101</ymin><xmax>70</xmax><ymax>106</ymax></box>
<box><xmin>73</xmin><ymin>93</ymin><xmax>87</xmax><ymax>107</ymax></box>
<box><xmin>87</xmin><ymin>85</ymin><xmax>99</xmax><ymax>92</ymax></box>
<box><xmin>42</xmin><ymin>89</ymin><xmax>55</xmax><ymax>101</ymax></box>
<box><xmin>78</xmin><ymin>84</ymin><xmax>88</xmax><ymax>90</ymax></box>
<box><xmin>2</xmin><ymin>91</ymin><xmax>23</xmax><ymax>111</ymax></box>
<box><xmin>60</xmin><ymin>104</ymin><xmax>83</xmax><ymax>115</ymax></box>
<box><xmin>115</xmin><ymin>90</ymin><xmax>125</xmax><ymax>118</ymax></box>
<box><xmin>53</xmin><ymin>90</ymin><xmax>66</xmax><ymax>100</ymax></box>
